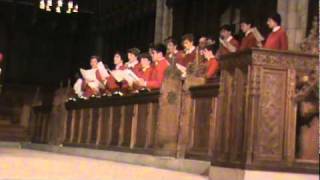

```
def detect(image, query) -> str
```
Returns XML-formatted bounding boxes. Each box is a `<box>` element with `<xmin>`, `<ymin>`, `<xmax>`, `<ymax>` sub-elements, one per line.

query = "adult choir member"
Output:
<box><xmin>264</xmin><ymin>12</ymin><xmax>288</xmax><ymax>50</ymax></box>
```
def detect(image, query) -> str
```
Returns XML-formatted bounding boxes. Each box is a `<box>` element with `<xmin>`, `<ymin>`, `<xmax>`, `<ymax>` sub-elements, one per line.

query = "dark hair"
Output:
<box><xmin>182</xmin><ymin>33</ymin><xmax>194</xmax><ymax>42</ymax></box>
<box><xmin>90</xmin><ymin>55</ymin><xmax>101</xmax><ymax>62</ymax></box>
<box><xmin>148</xmin><ymin>43</ymin><xmax>155</xmax><ymax>50</ymax></box>
<box><xmin>127</xmin><ymin>48</ymin><xmax>141</xmax><ymax>57</ymax></box>
<box><xmin>153</xmin><ymin>43</ymin><xmax>167</xmax><ymax>56</ymax></box>
<box><xmin>240</xmin><ymin>18</ymin><xmax>254</xmax><ymax>26</ymax></box>
<box><xmin>268</xmin><ymin>12</ymin><xmax>281</xmax><ymax>25</ymax></box>
<box><xmin>165</xmin><ymin>37</ymin><xmax>178</xmax><ymax>46</ymax></box>
<box><xmin>204</xmin><ymin>43</ymin><xmax>219</xmax><ymax>54</ymax></box>
<box><xmin>114</xmin><ymin>51</ymin><xmax>124</xmax><ymax>60</ymax></box>
<box><xmin>220</xmin><ymin>24</ymin><xmax>233</xmax><ymax>33</ymax></box>
<box><xmin>139</xmin><ymin>53</ymin><xmax>152</xmax><ymax>62</ymax></box>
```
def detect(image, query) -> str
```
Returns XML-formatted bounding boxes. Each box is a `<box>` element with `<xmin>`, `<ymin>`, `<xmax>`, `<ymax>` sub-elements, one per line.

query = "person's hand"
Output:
<box><xmin>137</xmin><ymin>78</ymin><xmax>147</xmax><ymax>87</ymax></box>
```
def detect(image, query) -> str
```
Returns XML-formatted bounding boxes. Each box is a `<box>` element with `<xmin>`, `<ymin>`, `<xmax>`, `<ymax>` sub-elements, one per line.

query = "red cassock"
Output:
<box><xmin>218</xmin><ymin>37</ymin><xmax>240</xmax><ymax>56</ymax></box>
<box><xmin>139</xmin><ymin>67</ymin><xmax>154</xmax><ymax>81</ymax></box>
<box><xmin>264</xmin><ymin>27</ymin><xmax>288</xmax><ymax>50</ymax></box>
<box><xmin>146</xmin><ymin>58</ymin><xmax>170</xmax><ymax>90</ymax></box>
<box><xmin>121</xmin><ymin>63</ymin><xmax>142</xmax><ymax>91</ymax></box>
<box><xmin>168</xmin><ymin>51</ymin><xmax>185</xmax><ymax>65</ymax></box>
<box><xmin>177</xmin><ymin>49</ymin><xmax>196</xmax><ymax>67</ymax></box>
<box><xmin>105</xmin><ymin>65</ymin><xmax>126</xmax><ymax>92</ymax></box>
<box><xmin>82</xmin><ymin>69</ymin><xmax>102</xmax><ymax>97</ymax></box>
<box><xmin>206</xmin><ymin>58</ymin><xmax>219</xmax><ymax>79</ymax></box>
<box><xmin>240</xmin><ymin>32</ymin><xmax>258</xmax><ymax>50</ymax></box>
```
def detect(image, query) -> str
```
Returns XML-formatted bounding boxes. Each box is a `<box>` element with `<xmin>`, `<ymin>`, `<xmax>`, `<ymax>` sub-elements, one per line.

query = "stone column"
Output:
<box><xmin>277</xmin><ymin>0</ymin><xmax>309</xmax><ymax>50</ymax></box>
<box><xmin>154</xmin><ymin>0</ymin><xmax>173</xmax><ymax>44</ymax></box>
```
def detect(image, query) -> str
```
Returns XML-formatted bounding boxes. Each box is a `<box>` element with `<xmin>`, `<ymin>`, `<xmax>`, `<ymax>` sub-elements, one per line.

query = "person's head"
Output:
<box><xmin>203</xmin><ymin>44</ymin><xmax>218</xmax><ymax>60</ymax></box>
<box><xmin>240</xmin><ymin>19</ymin><xmax>253</xmax><ymax>33</ymax></box>
<box><xmin>267</xmin><ymin>12</ymin><xmax>281</xmax><ymax>29</ymax></box>
<box><xmin>139</xmin><ymin>53</ymin><xmax>152</xmax><ymax>68</ymax></box>
<box><xmin>127</xmin><ymin>48</ymin><xmax>140</xmax><ymax>62</ymax></box>
<box><xmin>165</xmin><ymin>38</ymin><xmax>178</xmax><ymax>54</ymax></box>
<box><xmin>199</xmin><ymin>36</ymin><xmax>208</xmax><ymax>49</ymax></box>
<box><xmin>90</xmin><ymin>56</ymin><xmax>100</xmax><ymax>69</ymax></box>
<box><xmin>151</xmin><ymin>43</ymin><xmax>167</xmax><ymax>62</ymax></box>
<box><xmin>182</xmin><ymin>33</ymin><xmax>194</xmax><ymax>50</ymax></box>
<box><xmin>220</xmin><ymin>25</ymin><xmax>233</xmax><ymax>39</ymax></box>
<box><xmin>113</xmin><ymin>52</ymin><xmax>123</xmax><ymax>65</ymax></box>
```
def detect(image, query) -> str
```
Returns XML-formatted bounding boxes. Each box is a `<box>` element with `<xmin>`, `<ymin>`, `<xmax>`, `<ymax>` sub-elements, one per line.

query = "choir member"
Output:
<box><xmin>165</xmin><ymin>37</ymin><xmax>184</xmax><ymax>64</ymax></box>
<box><xmin>217</xmin><ymin>25</ymin><xmax>240</xmax><ymax>57</ymax></box>
<box><xmin>139</xmin><ymin>53</ymin><xmax>154</xmax><ymax>81</ymax></box>
<box><xmin>198</xmin><ymin>36</ymin><xmax>208</xmax><ymax>59</ymax></box>
<box><xmin>264</xmin><ymin>12</ymin><xmax>288</xmax><ymax>50</ymax></box>
<box><xmin>138</xmin><ymin>44</ymin><xmax>170</xmax><ymax>90</ymax></box>
<box><xmin>180</xmin><ymin>33</ymin><xmax>196</xmax><ymax>67</ymax></box>
<box><xmin>240</xmin><ymin>19</ymin><xmax>264</xmax><ymax>50</ymax></box>
<box><xmin>126</xmin><ymin>48</ymin><xmax>142</xmax><ymax>75</ymax></box>
<box><xmin>105</xmin><ymin>52</ymin><xmax>126</xmax><ymax>93</ymax></box>
<box><xmin>203</xmin><ymin>44</ymin><xmax>219</xmax><ymax>79</ymax></box>
<box><xmin>73</xmin><ymin>56</ymin><xmax>104</xmax><ymax>98</ymax></box>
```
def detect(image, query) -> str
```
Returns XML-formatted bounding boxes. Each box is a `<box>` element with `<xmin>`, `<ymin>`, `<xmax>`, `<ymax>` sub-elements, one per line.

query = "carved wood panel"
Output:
<box><xmin>254</xmin><ymin>69</ymin><xmax>287</xmax><ymax>162</ymax></box>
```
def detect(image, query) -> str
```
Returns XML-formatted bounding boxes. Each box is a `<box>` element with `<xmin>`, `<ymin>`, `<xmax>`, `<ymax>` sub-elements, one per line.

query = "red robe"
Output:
<box><xmin>82</xmin><ymin>69</ymin><xmax>102</xmax><ymax>97</ymax></box>
<box><xmin>178</xmin><ymin>48</ymin><xmax>196</xmax><ymax>67</ymax></box>
<box><xmin>217</xmin><ymin>37</ymin><xmax>240</xmax><ymax>56</ymax></box>
<box><xmin>122</xmin><ymin>63</ymin><xmax>142</xmax><ymax>91</ymax></box>
<box><xmin>167</xmin><ymin>50</ymin><xmax>185</xmax><ymax>65</ymax></box>
<box><xmin>264</xmin><ymin>27</ymin><xmax>288</xmax><ymax>50</ymax></box>
<box><xmin>146</xmin><ymin>58</ymin><xmax>170</xmax><ymax>89</ymax></box>
<box><xmin>206</xmin><ymin>58</ymin><xmax>219</xmax><ymax>79</ymax></box>
<box><xmin>139</xmin><ymin>67</ymin><xmax>154</xmax><ymax>81</ymax></box>
<box><xmin>105</xmin><ymin>65</ymin><xmax>126</xmax><ymax>92</ymax></box>
<box><xmin>240</xmin><ymin>32</ymin><xmax>258</xmax><ymax>50</ymax></box>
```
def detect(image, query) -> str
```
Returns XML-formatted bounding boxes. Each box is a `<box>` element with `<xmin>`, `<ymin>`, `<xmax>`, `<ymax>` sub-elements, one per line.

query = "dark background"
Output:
<box><xmin>0</xmin><ymin>0</ymin><xmax>318</xmax><ymax>87</ymax></box>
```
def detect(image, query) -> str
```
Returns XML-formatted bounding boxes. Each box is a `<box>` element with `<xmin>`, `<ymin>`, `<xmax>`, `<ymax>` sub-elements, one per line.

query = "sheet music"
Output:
<box><xmin>176</xmin><ymin>63</ymin><xmax>187</xmax><ymax>77</ymax></box>
<box><xmin>80</xmin><ymin>68</ymin><xmax>97</xmax><ymax>82</ymax></box>
<box><xmin>97</xmin><ymin>62</ymin><xmax>110</xmax><ymax>79</ymax></box>
<box><xmin>110</xmin><ymin>70</ymin><xmax>125</xmax><ymax>82</ymax></box>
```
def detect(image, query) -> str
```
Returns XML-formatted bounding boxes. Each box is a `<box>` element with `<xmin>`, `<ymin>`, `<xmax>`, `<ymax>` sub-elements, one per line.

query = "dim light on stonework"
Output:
<box><xmin>39</xmin><ymin>0</ymin><xmax>45</xmax><ymax>9</ymax></box>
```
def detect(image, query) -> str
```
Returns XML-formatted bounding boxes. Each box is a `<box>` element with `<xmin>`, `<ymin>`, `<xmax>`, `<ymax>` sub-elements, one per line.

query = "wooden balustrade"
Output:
<box><xmin>30</xmin><ymin>105</ymin><xmax>52</xmax><ymax>144</ymax></box>
<box><xmin>63</xmin><ymin>91</ymin><xmax>159</xmax><ymax>153</ymax></box>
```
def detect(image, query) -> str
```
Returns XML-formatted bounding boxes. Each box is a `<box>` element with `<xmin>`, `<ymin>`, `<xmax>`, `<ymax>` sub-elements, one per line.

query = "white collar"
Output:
<box><xmin>226</xmin><ymin>36</ymin><xmax>233</xmax><ymax>42</ymax></box>
<box><xmin>185</xmin><ymin>46</ymin><xmax>195</xmax><ymax>54</ymax></box>
<box><xmin>126</xmin><ymin>60</ymin><xmax>139</xmax><ymax>68</ymax></box>
<box><xmin>115</xmin><ymin>63</ymin><xmax>123</xmax><ymax>70</ymax></box>
<box><xmin>273</xmin><ymin>26</ymin><xmax>281</xmax><ymax>32</ymax></box>
<box><xmin>245</xmin><ymin>29</ymin><xmax>252</xmax><ymax>36</ymax></box>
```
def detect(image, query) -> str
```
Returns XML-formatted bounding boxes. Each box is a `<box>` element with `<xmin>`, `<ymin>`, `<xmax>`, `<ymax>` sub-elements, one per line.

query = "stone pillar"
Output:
<box><xmin>154</xmin><ymin>0</ymin><xmax>173</xmax><ymax>44</ymax></box>
<box><xmin>277</xmin><ymin>0</ymin><xmax>309</xmax><ymax>50</ymax></box>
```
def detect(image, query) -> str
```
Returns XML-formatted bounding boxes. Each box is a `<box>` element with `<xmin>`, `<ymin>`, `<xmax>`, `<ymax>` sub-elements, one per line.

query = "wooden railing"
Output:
<box><xmin>30</xmin><ymin>105</ymin><xmax>52</xmax><ymax>144</ymax></box>
<box><xmin>28</xmin><ymin>48</ymin><xmax>319</xmax><ymax>174</ymax></box>
<box><xmin>63</xmin><ymin>91</ymin><xmax>159</xmax><ymax>153</ymax></box>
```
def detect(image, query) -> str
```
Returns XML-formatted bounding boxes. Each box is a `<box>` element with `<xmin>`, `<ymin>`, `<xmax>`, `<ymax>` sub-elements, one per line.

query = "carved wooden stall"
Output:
<box><xmin>63</xmin><ymin>92</ymin><xmax>159</xmax><ymax>153</ymax></box>
<box><xmin>28</xmin><ymin>48</ymin><xmax>319</xmax><ymax>175</ymax></box>
<box><xmin>211</xmin><ymin>48</ymin><xmax>319</xmax><ymax>173</ymax></box>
